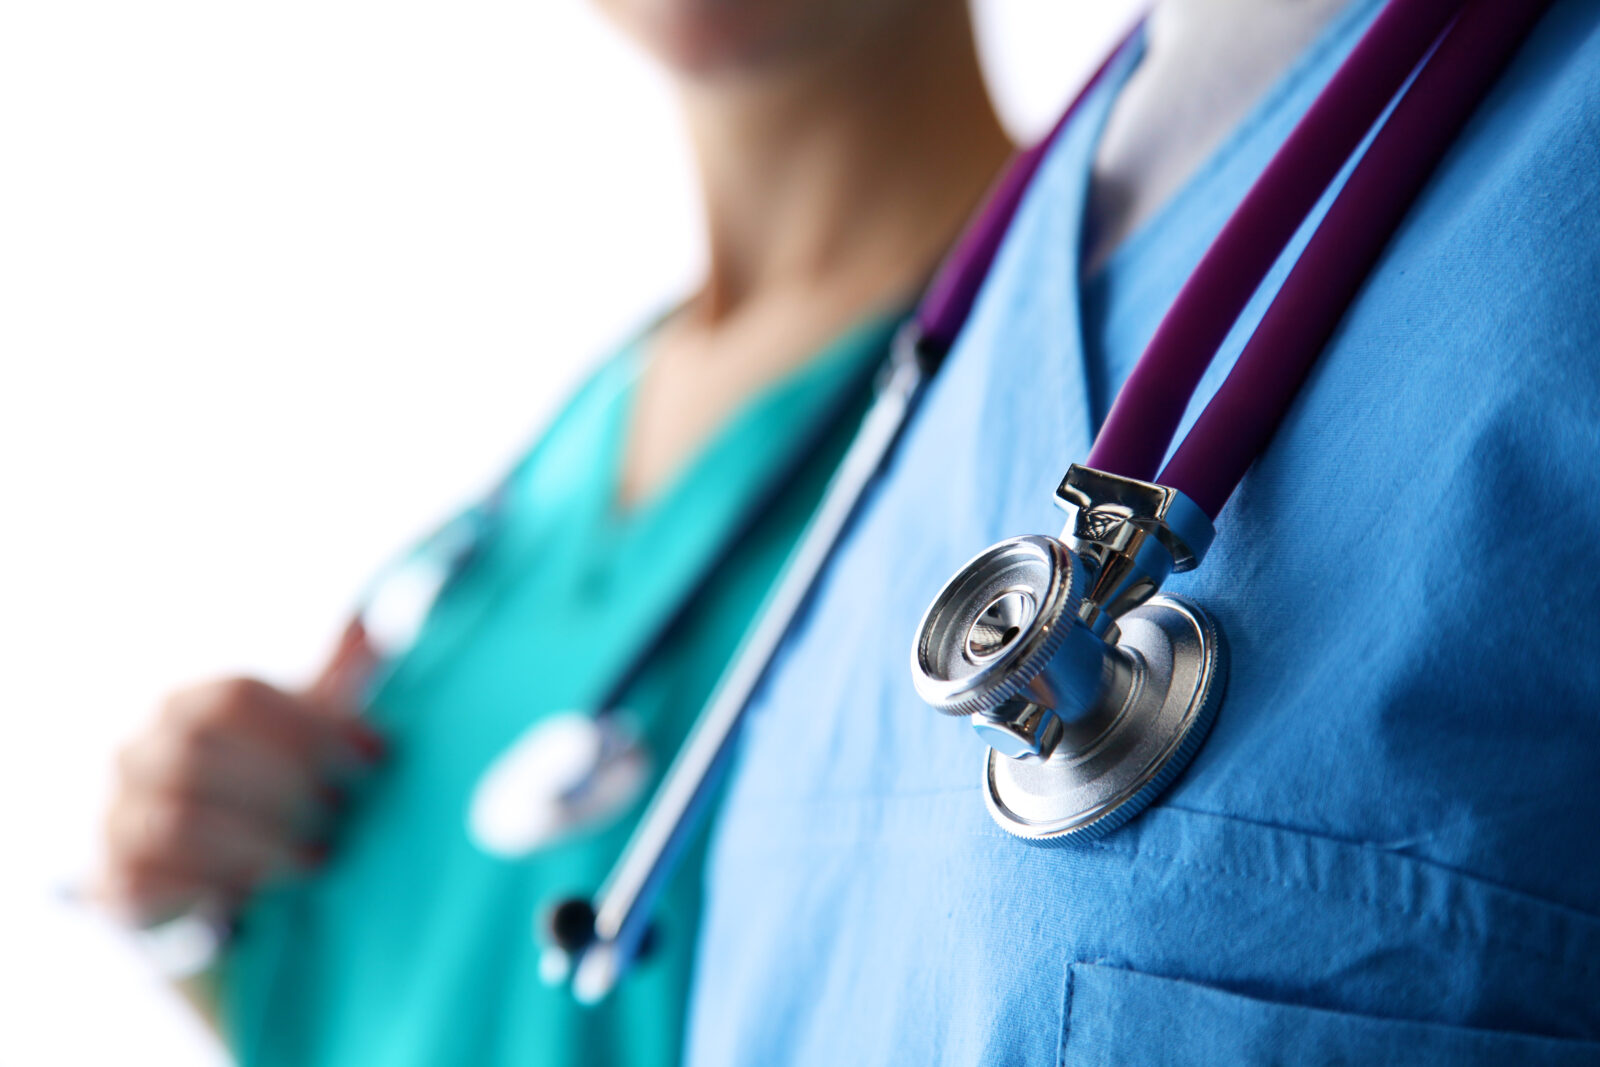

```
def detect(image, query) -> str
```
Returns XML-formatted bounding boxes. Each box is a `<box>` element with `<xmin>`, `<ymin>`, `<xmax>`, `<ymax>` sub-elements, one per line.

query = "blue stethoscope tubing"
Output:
<box><xmin>547</xmin><ymin>0</ymin><xmax>1553</xmax><ymax>1001</ymax></box>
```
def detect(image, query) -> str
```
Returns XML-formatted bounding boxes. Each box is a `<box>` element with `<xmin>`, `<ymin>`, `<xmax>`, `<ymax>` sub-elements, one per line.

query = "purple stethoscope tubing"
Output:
<box><xmin>1087</xmin><ymin>0</ymin><xmax>1465</xmax><ymax>489</ymax></box>
<box><xmin>1160</xmin><ymin>0</ymin><xmax>1555</xmax><ymax>517</ymax></box>
<box><xmin>1084</xmin><ymin>0</ymin><xmax>1553</xmax><ymax>519</ymax></box>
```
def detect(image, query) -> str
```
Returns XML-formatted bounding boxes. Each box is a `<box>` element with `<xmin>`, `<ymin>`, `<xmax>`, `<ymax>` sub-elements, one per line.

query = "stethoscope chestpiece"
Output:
<box><xmin>912</xmin><ymin>535</ymin><xmax>1102</xmax><ymax>759</ymax></box>
<box><xmin>910</xmin><ymin>467</ymin><xmax>1227</xmax><ymax>842</ymax></box>
<box><xmin>469</xmin><ymin>711</ymin><xmax>651</xmax><ymax>857</ymax></box>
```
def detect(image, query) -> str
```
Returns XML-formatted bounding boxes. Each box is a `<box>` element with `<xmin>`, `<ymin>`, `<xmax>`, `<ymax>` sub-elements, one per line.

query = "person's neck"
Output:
<box><xmin>678</xmin><ymin>0</ymin><xmax>1011</xmax><ymax>329</ymax></box>
<box><xmin>1086</xmin><ymin>0</ymin><xmax>1353</xmax><ymax>273</ymax></box>
<box><xmin>615</xmin><ymin>5</ymin><xmax>1008</xmax><ymax>509</ymax></box>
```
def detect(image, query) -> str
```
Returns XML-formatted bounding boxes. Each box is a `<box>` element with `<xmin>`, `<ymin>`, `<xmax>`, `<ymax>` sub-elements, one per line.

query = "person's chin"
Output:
<box><xmin>652</xmin><ymin>20</ymin><xmax>803</xmax><ymax>79</ymax></box>
<box><xmin>604</xmin><ymin>0</ymin><xmax>842</xmax><ymax>80</ymax></box>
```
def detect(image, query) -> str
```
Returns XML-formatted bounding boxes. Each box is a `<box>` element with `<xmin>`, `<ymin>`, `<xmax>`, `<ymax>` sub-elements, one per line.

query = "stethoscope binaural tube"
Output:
<box><xmin>911</xmin><ymin>0</ymin><xmax>1554</xmax><ymax>845</ymax></box>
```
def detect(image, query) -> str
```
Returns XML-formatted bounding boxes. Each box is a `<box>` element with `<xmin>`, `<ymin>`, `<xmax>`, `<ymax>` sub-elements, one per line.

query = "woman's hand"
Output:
<box><xmin>98</xmin><ymin>626</ymin><xmax>385</xmax><ymax>928</ymax></box>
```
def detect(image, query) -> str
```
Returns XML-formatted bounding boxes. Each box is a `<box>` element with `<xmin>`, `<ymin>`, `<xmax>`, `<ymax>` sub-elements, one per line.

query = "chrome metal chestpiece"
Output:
<box><xmin>911</xmin><ymin>465</ymin><xmax>1227</xmax><ymax>841</ymax></box>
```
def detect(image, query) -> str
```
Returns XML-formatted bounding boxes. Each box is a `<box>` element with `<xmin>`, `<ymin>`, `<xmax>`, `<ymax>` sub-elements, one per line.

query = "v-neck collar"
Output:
<box><xmin>370</xmin><ymin>313</ymin><xmax>897</xmax><ymax>719</ymax></box>
<box><xmin>513</xmin><ymin>312</ymin><xmax>899</xmax><ymax>713</ymax></box>
<box><xmin>1043</xmin><ymin>0</ymin><xmax>1386</xmax><ymax>454</ymax></box>
<box><xmin>1091</xmin><ymin>0</ymin><xmax>1387</xmax><ymax>291</ymax></box>
<box><xmin>982</xmin><ymin>40</ymin><xmax>1146</xmax><ymax>473</ymax></box>
<box><xmin>597</xmin><ymin>313</ymin><xmax>892</xmax><ymax>530</ymax></box>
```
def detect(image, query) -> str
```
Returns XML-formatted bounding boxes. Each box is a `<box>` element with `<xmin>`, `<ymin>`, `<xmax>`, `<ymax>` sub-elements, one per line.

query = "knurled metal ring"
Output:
<box><xmin>910</xmin><ymin>535</ymin><xmax>1085</xmax><ymax>717</ymax></box>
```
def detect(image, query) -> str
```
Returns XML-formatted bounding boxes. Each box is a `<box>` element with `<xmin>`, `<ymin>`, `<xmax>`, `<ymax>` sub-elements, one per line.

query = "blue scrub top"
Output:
<box><xmin>686</xmin><ymin>1</ymin><xmax>1600</xmax><ymax>1064</ymax></box>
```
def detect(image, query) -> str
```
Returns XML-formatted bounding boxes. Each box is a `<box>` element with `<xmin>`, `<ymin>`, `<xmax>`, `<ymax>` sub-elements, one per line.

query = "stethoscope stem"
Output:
<box><xmin>550</xmin><ymin>331</ymin><xmax>936</xmax><ymax>1002</ymax></box>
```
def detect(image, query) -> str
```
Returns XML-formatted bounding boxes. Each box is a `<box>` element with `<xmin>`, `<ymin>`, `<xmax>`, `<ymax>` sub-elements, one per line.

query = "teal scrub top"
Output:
<box><xmin>221</xmin><ymin>312</ymin><xmax>899</xmax><ymax>1067</ymax></box>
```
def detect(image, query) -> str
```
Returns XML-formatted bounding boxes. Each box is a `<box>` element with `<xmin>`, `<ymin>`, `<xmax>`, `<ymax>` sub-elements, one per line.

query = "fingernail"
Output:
<box><xmin>344</xmin><ymin>722</ymin><xmax>387</xmax><ymax>763</ymax></box>
<box><xmin>315</xmin><ymin>784</ymin><xmax>346</xmax><ymax>811</ymax></box>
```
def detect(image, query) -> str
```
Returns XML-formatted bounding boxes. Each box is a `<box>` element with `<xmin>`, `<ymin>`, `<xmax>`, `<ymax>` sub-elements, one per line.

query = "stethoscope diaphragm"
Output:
<box><xmin>469</xmin><ymin>711</ymin><xmax>650</xmax><ymax>856</ymax></box>
<box><xmin>979</xmin><ymin>594</ymin><xmax>1226</xmax><ymax>841</ymax></box>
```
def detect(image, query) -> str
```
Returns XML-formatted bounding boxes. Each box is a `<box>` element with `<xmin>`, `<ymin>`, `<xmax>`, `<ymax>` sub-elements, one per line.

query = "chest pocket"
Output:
<box><xmin>1064</xmin><ymin>963</ymin><xmax>1600</xmax><ymax>1066</ymax></box>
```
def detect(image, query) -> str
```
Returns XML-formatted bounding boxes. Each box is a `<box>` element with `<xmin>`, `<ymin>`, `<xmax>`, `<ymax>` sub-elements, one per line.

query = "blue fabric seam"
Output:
<box><xmin>717</xmin><ymin>812</ymin><xmax>1597</xmax><ymax>978</ymax></box>
<box><xmin>1085</xmin><ymin>836</ymin><xmax>1600</xmax><ymax>980</ymax></box>
<box><xmin>1067</xmin><ymin>961</ymin><xmax>1600</xmax><ymax>1049</ymax></box>
<box><xmin>1162</xmin><ymin>800</ymin><xmax>1600</xmax><ymax>925</ymax></box>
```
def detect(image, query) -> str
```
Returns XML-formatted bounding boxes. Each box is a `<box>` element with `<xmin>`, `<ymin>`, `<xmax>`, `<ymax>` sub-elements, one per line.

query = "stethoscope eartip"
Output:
<box><xmin>539</xmin><ymin>894</ymin><xmax>662</xmax><ymax>997</ymax></box>
<box><xmin>545</xmin><ymin>896</ymin><xmax>598</xmax><ymax>956</ymax></box>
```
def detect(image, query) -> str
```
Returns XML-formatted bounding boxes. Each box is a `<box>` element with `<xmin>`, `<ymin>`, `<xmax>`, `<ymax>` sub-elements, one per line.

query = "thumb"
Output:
<box><xmin>307</xmin><ymin>618</ymin><xmax>380</xmax><ymax>713</ymax></box>
<box><xmin>302</xmin><ymin>620</ymin><xmax>387</xmax><ymax>768</ymax></box>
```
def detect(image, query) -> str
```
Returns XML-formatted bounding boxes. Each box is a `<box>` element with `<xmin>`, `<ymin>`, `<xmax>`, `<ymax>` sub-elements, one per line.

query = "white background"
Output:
<box><xmin>0</xmin><ymin>2</ymin><xmax>1134</xmax><ymax>1062</ymax></box>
